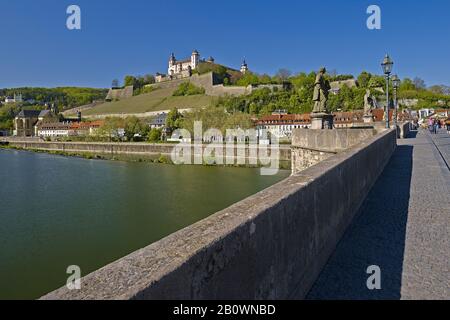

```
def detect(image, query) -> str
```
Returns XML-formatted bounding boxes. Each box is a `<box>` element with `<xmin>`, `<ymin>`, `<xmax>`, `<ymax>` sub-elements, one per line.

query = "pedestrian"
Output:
<box><xmin>446</xmin><ymin>117</ymin><xmax>450</xmax><ymax>134</ymax></box>
<box><xmin>429</xmin><ymin>118</ymin><xmax>434</xmax><ymax>134</ymax></box>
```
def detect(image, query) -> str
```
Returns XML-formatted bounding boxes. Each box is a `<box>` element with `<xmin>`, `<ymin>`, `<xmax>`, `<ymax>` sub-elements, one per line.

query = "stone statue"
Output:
<box><xmin>363</xmin><ymin>89</ymin><xmax>373</xmax><ymax>115</ymax></box>
<box><xmin>312</xmin><ymin>67</ymin><xmax>330</xmax><ymax>113</ymax></box>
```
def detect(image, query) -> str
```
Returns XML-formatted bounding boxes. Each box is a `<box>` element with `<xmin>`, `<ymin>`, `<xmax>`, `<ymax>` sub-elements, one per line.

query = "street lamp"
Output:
<box><xmin>381</xmin><ymin>54</ymin><xmax>394</xmax><ymax>128</ymax></box>
<box><xmin>392</xmin><ymin>74</ymin><xmax>400</xmax><ymax>130</ymax></box>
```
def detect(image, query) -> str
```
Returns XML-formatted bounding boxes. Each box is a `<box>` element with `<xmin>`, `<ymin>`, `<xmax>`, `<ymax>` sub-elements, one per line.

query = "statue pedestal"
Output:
<box><xmin>363</xmin><ymin>114</ymin><xmax>374</xmax><ymax>123</ymax></box>
<box><xmin>310</xmin><ymin>113</ymin><xmax>334</xmax><ymax>129</ymax></box>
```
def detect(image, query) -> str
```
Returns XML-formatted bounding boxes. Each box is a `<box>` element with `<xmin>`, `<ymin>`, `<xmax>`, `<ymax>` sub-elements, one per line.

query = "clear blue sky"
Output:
<box><xmin>1</xmin><ymin>0</ymin><xmax>449</xmax><ymax>88</ymax></box>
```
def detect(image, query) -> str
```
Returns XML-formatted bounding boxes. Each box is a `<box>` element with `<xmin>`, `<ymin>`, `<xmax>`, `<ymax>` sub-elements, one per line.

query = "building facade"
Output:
<box><xmin>256</xmin><ymin>113</ymin><xmax>311</xmax><ymax>140</ymax></box>
<box><xmin>36</xmin><ymin>120</ymin><xmax>104</xmax><ymax>138</ymax></box>
<box><xmin>168</xmin><ymin>50</ymin><xmax>200</xmax><ymax>77</ymax></box>
<box><xmin>149</xmin><ymin>113</ymin><xmax>167</xmax><ymax>129</ymax></box>
<box><xmin>4</xmin><ymin>93</ymin><xmax>23</xmax><ymax>104</ymax></box>
<box><xmin>37</xmin><ymin>122</ymin><xmax>71</xmax><ymax>138</ymax></box>
<box><xmin>14</xmin><ymin>110</ymin><xmax>41</xmax><ymax>136</ymax></box>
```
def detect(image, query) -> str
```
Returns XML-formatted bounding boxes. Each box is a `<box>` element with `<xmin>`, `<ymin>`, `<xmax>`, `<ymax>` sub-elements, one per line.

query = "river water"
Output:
<box><xmin>0</xmin><ymin>149</ymin><xmax>289</xmax><ymax>299</ymax></box>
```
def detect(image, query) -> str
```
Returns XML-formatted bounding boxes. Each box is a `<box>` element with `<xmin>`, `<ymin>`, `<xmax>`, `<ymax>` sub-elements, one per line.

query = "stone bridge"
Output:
<box><xmin>40</xmin><ymin>124</ymin><xmax>449</xmax><ymax>300</ymax></box>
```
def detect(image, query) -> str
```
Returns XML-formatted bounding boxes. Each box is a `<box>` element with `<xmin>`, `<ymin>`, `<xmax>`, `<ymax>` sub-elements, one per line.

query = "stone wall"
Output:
<box><xmin>6</xmin><ymin>141</ymin><xmax>291</xmax><ymax>167</ymax></box>
<box><xmin>399</xmin><ymin>121</ymin><xmax>412</xmax><ymax>139</ymax></box>
<box><xmin>291</xmin><ymin>128</ymin><xmax>378</xmax><ymax>174</ymax></box>
<box><xmin>150</xmin><ymin>72</ymin><xmax>252</xmax><ymax>97</ymax></box>
<box><xmin>41</xmin><ymin>129</ymin><xmax>396</xmax><ymax>300</ymax></box>
<box><xmin>291</xmin><ymin>148</ymin><xmax>335</xmax><ymax>174</ymax></box>
<box><xmin>105</xmin><ymin>86</ymin><xmax>134</xmax><ymax>101</ymax></box>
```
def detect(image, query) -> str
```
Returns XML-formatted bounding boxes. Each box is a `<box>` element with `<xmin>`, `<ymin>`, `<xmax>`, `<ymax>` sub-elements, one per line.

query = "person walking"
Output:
<box><xmin>429</xmin><ymin>118</ymin><xmax>434</xmax><ymax>134</ymax></box>
<box><xmin>446</xmin><ymin>117</ymin><xmax>450</xmax><ymax>134</ymax></box>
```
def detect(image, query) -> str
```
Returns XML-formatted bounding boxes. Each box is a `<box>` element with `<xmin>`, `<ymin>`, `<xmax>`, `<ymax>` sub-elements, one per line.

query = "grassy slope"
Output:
<box><xmin>83</xmin><ymin>87</ymin><xmax>215</xmax><ymax>115</ymax></box>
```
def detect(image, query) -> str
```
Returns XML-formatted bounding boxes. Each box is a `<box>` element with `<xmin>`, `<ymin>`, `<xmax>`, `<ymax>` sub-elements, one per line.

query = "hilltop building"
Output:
<box><xmin>155</xmin><ymin>50</ymin><xmax>249</xmax><ymax>83</ymax></box>
<box><xmin>168</xmin><ymin>50</ymin><xmax>200</xmax><ymax>77</ymax></box>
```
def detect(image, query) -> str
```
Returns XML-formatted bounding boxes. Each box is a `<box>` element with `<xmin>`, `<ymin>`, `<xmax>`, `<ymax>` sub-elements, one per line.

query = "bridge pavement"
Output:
<box><xmin>306</xmin><ymin>129</ymin><xmax>450</xmax><ymax>300</ymax></box>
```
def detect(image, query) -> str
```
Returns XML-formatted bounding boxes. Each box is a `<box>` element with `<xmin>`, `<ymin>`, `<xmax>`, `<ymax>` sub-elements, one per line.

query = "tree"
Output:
<box><xmin>368</xmin><ymin>76</ymin><xmax>385</xmax><ymax>89</ymax></box>
<box><xmin>99</xmin><ymin>117</ymin><xmax>125</xmax><ymax>141</ymax></box>
<box><xmin>148</xmin><ymin>128</ymin><xmax>162</xmax><ymax>142</ymax></box>
<box><xmin>275</xmin><ymin>69</ymin><xmax>292</xmax><ymax>81</ymax></box>
<box><xmin>143</xmin><ymin>74</ymin><xmax>155</xmax><ymax>85</ymax></box>
<box><xmin>357</xmin><ymin>71</ymin><xmax>372</xmax><ymax>88</ymax></box>
<box><xmin>399</xmin><ymin>78</ymin><xmax>417</xmax><ymax>91</ymax></box>
<box><xmin>166</xmin><ymin>107</ymin><xmax>183</xmax><ymax>129</ymax></box>
<box><xmin>413</xmin><ymin>77</ymin><xmax>426</xmax><ymax>90</ymax></box>
<box><xmin>124</xmin><ymin>75</ymin><xmax>136</xmax><ymax>87</ymax></box>
<box><xmin>124</xmin><ymin>116</ymin><xmax>146</xmax><ymax>141</ymax></box>
<box><xmin>428</xmin><ymin>85</ymin><xmax>448</xmax><ymax>95</ymax></box>
<box><xmin>172</xmin><ymin>82</ymin><xmax>205</xmax><ymax>96</ymax></box>
<box><xmin>235</xmin><ymin>73</ymin><xmax>255</xmax><ymax>86</ymax></box>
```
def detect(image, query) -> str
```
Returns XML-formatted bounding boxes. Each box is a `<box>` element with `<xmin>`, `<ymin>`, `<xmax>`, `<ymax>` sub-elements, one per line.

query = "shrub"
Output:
<box><xmin>172</xmin><ymin>82</ymin><xmax>205</xmax><ymax>96</ymax></box>
<box><xmin>147</xmin><ymin>128</ymin><xmax>162</xmax><ymax>142</ymax></box>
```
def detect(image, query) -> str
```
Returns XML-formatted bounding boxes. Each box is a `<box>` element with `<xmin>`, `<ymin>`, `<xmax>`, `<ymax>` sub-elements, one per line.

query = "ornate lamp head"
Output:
<box><xmin>392</xmin><ymin>74</ymin><xmax>400</xmax><ymax>88</ymax></box>
<box><xmin>381</xmin><ymin>54</ymin><xmax>394</xmax><ymax>75</ymax></box>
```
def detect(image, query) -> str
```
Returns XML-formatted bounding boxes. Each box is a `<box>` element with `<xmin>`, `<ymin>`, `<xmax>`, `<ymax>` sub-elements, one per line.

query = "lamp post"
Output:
<box><xmin>392</xmin><ymin>74</ymin><xmax>400</xmax><ymax>130</ymax></box>
<box><xmin>381</xmin><ymin>54</ymin><xmax>394</xmax><ymax>128</ymax></box>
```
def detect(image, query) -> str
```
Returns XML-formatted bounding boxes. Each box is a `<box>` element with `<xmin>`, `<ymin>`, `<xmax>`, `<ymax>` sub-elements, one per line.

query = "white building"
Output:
<box><xmin>168</xmin><ymin>50</ymin><xmax>200</xmax><ymax>77</ymax></box>
<box><xmin>37</xmin><ymin>122</ymin><xmax>71</xmax><ymax>138</ymax></box>
<box><xmin>4</xmin><ymin>93</ymin><xmax>23</xmax><ymax>104</ymax></box>
<box><xmin>418</xmin><ymin>108</ymin><xmax>435</xmax><ymax>119</ymax></box>
<box><xmin>255</xmin><ymin>114</ymin><xmax>311</xmax><ymax>141</ymax></box>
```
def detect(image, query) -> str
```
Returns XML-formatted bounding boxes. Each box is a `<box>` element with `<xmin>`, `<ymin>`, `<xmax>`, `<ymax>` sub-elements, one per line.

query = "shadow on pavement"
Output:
<box><xmin>406</xmin><ymin>130</ymin><xmax>418</xmax><ymax>138</ymax></box>
<box><xmin>306</xmin><ymin>145</ymin><xmax>413</xmax><ymax>300</ymax></box>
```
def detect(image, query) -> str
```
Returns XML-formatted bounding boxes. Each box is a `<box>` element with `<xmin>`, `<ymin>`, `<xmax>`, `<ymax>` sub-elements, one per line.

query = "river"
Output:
<box><xmin>0</xmin><ymin>148</ymin><xmax>289</xmax><ymax>299</ymax></box>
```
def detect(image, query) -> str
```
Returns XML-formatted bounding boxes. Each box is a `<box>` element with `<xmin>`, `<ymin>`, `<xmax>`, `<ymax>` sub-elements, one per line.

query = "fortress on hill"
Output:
<box><xmin>155</xmin><ymin>50</ymin><xmax>249</xmax><ymax>83</ymax></box>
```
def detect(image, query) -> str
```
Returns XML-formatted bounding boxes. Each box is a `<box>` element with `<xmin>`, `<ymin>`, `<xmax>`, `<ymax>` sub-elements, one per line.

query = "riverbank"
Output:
<box><xmin>1</xmin><ymin>140</ymin><xmax>291</xmax><ymax>169</ymax></box>
<box><xmin>1</xmin><ymin>144</ymin><xmax>172</xmax><ymax>164</ymax></box>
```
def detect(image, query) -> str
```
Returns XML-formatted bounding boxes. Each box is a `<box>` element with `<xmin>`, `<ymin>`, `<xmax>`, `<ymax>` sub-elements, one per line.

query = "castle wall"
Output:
<box><xmin>150</xmin><ymin>72</ymin><xmax>252</xmax><ymax>97</ymax></box>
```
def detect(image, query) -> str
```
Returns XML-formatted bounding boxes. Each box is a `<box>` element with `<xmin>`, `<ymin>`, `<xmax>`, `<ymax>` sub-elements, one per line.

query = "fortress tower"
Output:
<box><xmin>240</xmin><ymin>59</ymin><xmax>249</xmax><ymax>74</ymax></box>
<box><xmin>191</xmin><ymin>50</ymin><xmax>200</xmax><ymax>70</ymax></box>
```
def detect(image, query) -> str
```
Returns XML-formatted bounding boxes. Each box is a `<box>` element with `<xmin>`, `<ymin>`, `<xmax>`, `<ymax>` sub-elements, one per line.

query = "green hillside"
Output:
<box><xmin>83</xmin><ymin>87</ymin><xmax>215</xmax><ymax>116</ymax></box>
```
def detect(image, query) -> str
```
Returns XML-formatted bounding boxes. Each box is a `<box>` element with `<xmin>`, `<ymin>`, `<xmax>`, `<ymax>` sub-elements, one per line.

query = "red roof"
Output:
<box><xmin>255</xmin><ymin>109</ymin><xmax>402</xmax><ymax>125</ymax></box>
<box><xmin>256</xmin><ymin>114</ymin><xmax>311</xmax><ymax>125</ymax></box>
<box><xmin>70</xmin><ymin>120</ymin><xmax>104</xmax><ymax>130</ymax></box>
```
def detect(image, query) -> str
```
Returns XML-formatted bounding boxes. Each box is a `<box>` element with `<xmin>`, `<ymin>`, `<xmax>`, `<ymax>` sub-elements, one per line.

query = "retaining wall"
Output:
<box><xmin>151</xmin><ymin>72</ymin><xmax>252</xmax><ymax>97</ymax></box>
<box><xmin>6</xmin><ymin>141</ymin><xmax>291</xmax><ymax>166</ymax></box>
<box><xmin>41</xmin><ymin>129</ymin><xmax>396</xmax><ymax>300</ymax></box>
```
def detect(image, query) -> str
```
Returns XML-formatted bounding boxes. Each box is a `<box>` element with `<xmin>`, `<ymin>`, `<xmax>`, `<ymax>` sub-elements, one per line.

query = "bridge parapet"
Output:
<box><xmin>291</xmin><ymin>128</ymin><xmax>378</xmax><ymax>174</ymax></box>
<box><xmin>41</xmin><ymin>129</ymin><xmax>396</xmax><ymax>300</ymax></box>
